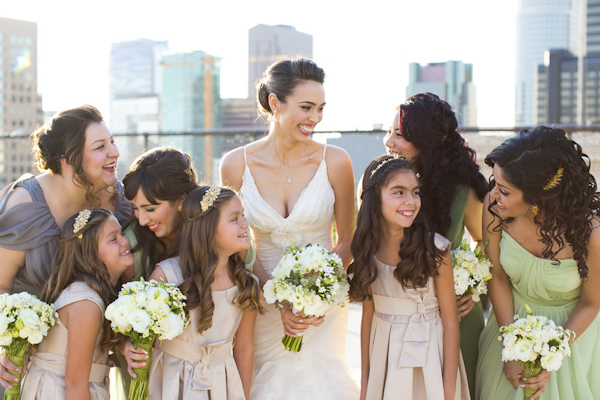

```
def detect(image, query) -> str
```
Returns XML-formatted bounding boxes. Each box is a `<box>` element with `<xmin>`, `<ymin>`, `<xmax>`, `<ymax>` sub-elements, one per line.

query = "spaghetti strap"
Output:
<box><xmin>322</xmin><ymin>144</ymin><xmax>327</xmax><ymax>160</ymax></box>
<box><xmin>243</xmin><ymin>146</ymin><xmax>248</xmax><ymax>167</ymax></box>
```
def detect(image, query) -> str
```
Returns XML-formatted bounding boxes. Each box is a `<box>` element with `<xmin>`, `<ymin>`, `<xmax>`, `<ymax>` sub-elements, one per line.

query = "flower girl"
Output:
<box><xmin>147</xmin><ymin>186</ymin><xmax>262</xmax><ymax>399</ymax></box>
<box><xmin>348</xmin><ymin>155</ymin><xmax>470</xmax><ymax>400</ymax></box>
<box><xmin>21</xmin><ymin>209</ymin><xmax>134</xmax><ymax>399</ymax></box>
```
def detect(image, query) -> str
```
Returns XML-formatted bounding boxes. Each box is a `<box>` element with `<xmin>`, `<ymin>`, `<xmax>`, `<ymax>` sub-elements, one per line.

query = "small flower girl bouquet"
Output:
<box><xmin>263</xmin><ymin>243</ymin><xmax>349</xmax><ymax>352</ymax></box>
<box><xmin>0</xmin><ymin>292</ymin><xmax>56</xmax><ymax>400</ymax></box>
<box><xmin>498</xmin><ymin>304</ymin><xmax>575</xmax><ymax>400</ymax></box>
<box><xmin>105</xmin><ymin>279</ymin><xmax>188</xmax><ymax>400</ymax></box>
<box><xmin>451</xmin><ymin>239</ymin><xmax>492</xmax><ymax>302</ymax></box>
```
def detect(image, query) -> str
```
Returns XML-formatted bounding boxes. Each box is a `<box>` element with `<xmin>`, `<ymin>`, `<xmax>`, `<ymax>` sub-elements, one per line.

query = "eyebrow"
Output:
<box><xmin>390</xmin><ymin>185</ymin><xmax>420</xmax><ymax>191</ymax></box>
<box><xmin>298</xmin><ymin>101</ymin><xmax>326</xmax><ymax>106</ymax></box>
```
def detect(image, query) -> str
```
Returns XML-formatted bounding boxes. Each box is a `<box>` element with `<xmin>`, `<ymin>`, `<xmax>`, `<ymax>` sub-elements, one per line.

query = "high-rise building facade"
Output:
<box><xmin>108</xmin><ymin>39</ymin><xmax>168</xmax><ymax>134</ymax></box>
<box><xmin>247</xmin><ymin>24</ymin><xmax>312</xmax><ymax>98</ymax></box>
<box><xmin>587</xmin><ymin>0</ymin><xmax>600</xmax><ymax>53</ymax></box>
<box><xmin>515</xmin><ymin>0</ymin><xmax>584</xmax><ymax>126</ymax></box>
<box><xmin>406</xmin><ymin>61</ymin><xmax>477</xmax><ymax>126</ymax></box>
<box><xmin>0</xmin><ymin>17</ymin><xmax>42</xmax><ymax>185</ymax></box>
<box><xmin>160</xmin><ymin>50</ymin><xmax>221</xmax><ymax>182</ymax></box>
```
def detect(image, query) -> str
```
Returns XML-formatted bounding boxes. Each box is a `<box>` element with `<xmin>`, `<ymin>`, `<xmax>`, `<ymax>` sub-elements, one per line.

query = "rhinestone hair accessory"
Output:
<box><xmin>73</xmin><ymin>209</ymin><xmax>91</xmax><ymax>239</ymax></box>
<box><xmin>543</xmin><ymin>167</ymin><xmax>564</xmax><ymax>191</ymax></box>
<box><xmin>201</xmin><ymin>186</ymin><xmax>222</xmax><ymax>212</ymax></box>
<box><xmin>370</xmin><ymin>156</ymin><xmax>404</xmax><ymax>178</ymax></box>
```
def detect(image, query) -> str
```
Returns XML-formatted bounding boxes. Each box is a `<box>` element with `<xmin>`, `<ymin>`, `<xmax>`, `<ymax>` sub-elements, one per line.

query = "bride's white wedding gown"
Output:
<box><xmin>240</xmin><ymin>145</ymin><xmax>359</xmax><ymax>400</ymax></box>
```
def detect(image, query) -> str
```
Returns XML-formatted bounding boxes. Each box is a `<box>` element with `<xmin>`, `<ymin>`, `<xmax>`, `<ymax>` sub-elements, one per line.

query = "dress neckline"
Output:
<box><xmin>243</xmin><ymin>158</ymin><xmax>327</xmax><ymax>221</ymax></box>
<box><xmin>501</xmin><ymin>230</ymin><xmax>576</xmax><ymax>263</ymax></box>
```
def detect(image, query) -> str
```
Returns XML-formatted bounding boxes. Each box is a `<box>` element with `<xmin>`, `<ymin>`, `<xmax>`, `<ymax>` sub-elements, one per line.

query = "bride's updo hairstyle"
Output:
<box><xmin>32</xmin><ymin>105</ymin><xmax>108</xmax><ymax>205</ymax></box>
<box><xmin>349</xmin><ymin>155</ymin><xmax>445</xmax><ymax>302</ymax></box>
<box><xmin>485</xmin><ymin>126</ymin><xmax>600</xmax><ymax>279</ymax></box>
<box><xmin>256</xmin><ymin>58</ymin><xmax>325</xmax><ymax>117</ymax></box>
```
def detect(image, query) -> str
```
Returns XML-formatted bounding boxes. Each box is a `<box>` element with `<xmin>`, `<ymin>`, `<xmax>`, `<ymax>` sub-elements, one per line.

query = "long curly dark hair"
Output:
<box><xmin>398</xmin><ymin>93</ymin><xmax>487</xmax><ymax>235</ymax></box>
<box><xmin>348</xmin><ymin>155</ymin><xmax>446</xmax><ymax>302</ymax></box>
<box><xmin>178</xmin><ymin>186</ymin><xmax>263</xmax><ymax>334</ymax></box>
<box><xmin>42</xmin><ymin>209</ymin><xmax>122</xmax><ymax>351</ymax></box>
<box><xmin>485</xmin><ymin>126</ymin><xmax>600</xmax><ymax>279</ymax></box>
<box><xmin>123</xmin><ymin>147</ymin><xmax>198</xmax><ymax>277</ymax></box>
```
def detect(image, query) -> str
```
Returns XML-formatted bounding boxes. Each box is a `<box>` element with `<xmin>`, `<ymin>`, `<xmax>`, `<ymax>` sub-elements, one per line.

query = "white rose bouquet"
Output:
<box><xmin>498</xmin><ymin>304</ymin><xmax>575</xmax><ymax>400</ymax></box>
<box><xmin>263</xmin><ymin>243</ymin><xmax>349</xmax><ymax>352</ymax></box>
<box><xmin>451</xmin><ymin>239</ymin><xmax>492</xmax><ymax>302</ymax></box>
<box><xmin>105</xmin><ymin>279</ymin><xmax>188</xmax><ymax>400</ymax></box>
<box><xmin>0</xmin><ymin>292</ymin><xmax>56</xmax><ymax>400</ymax></box>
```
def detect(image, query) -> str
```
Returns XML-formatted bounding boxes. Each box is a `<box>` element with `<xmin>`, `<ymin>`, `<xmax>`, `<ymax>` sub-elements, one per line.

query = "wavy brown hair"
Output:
<box><xmin>178</xmin><ymin>186</ymin><xmax>263</xmax><ymax>334</ymax></box>
<box><xmin>31</xmin><ymin>105</ymin><xmax>115</xmax><ymax>208</ymax></box>
<box><xmin>485</xmin><ymin>126</ymin><xmax>600</xmax><ymax>279</ymax></box>
<box><xmin>41</xmin><ymin>209</ymin><xmax>121</xmax><ymax>351</ymax></box>
<box><xmin>398</xmin><ymin>93</ymin><xmax>487</xmax><ymax>235</ymax></box>
<box><xmin>349</xmin><ymin>155</ymin><xmax>446</xmax><ymax>302</ymax></box>
<box><xmin>123</xmin><ymin>147</ymin><xmax>198</xmax><ymax>277</ymax></box>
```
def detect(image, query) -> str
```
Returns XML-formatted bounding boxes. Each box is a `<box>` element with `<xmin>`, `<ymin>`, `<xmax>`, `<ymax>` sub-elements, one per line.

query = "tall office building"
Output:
<box><xmin>587</xmin><ymin>0</ymin><xmax>600</xmax><ymax>53</ymax></box>
<box><xmin>406</xmin><ymin>61</ymin><xmax>477</xmax><ymax>126</ymax></box>
<box><xmin>515</xmin><ymin>0</ymin><xmax>584</xmax><ymax>126</ymax></box>
<box><xmin>108</xmin><ymin>39</ymin><xmax>168</xmax><ymax>133</ymax></box>
<box><xmin>247</xmin><ymin>24</ymin><xmax>312</xmax><ymax>98</ymax></box>
<box><xmin>160</xmin><ymin>50</ymin><xmax>221</xmax><ymax>181</ymax></box>
<box><xmin>0</xmin><ymin>17</ymin><xmax>42</xmax><ymax>185</ymax></box>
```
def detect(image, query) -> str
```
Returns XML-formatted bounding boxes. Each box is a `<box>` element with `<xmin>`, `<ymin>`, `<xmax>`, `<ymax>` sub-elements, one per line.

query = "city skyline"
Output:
<box><xmin>2</xmin><ymin>0</ymin><xmax>517</xmax><ymax>130</ymax></box>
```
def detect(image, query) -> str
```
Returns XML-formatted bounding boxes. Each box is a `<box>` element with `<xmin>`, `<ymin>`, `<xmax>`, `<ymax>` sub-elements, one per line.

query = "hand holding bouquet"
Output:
<box><xmin>498</xmin><ymin>304</ymin><xmax>575</xmax><ymax>400</ymax></box>
<box><xmin>0</xmin><ymin>292</ymin><xmax>56</xmax><ymax>400</ymax></box>
<box><xmin>263</xmin><ymin>243</ymin><xmax>349</xmax><ymax>352</ymax></box>
<box><xmin>105</xmin><ymin>279</ymin><xmax>188</xmax><ymax>400</ymax></box>
<box><xmin>451</xmin><ymin>239</ymin><xmax>492</xmax><ymax>302</ymax></box>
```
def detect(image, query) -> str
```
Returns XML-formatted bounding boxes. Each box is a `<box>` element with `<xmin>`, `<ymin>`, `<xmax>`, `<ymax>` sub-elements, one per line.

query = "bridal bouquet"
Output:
<box><xmin>498</xmin><ymin>304</ymin><xmax>575</xmax><ymax>400</ymax></box>
<box><xmin>0</xmin><ymin>292</ymin><xmax>56</xmax><ymax>400</ymax></box>
<box><xmin>451</xmin><ymin>239</ymin><xmax>492</xmax><ymax>302</ymax></box>
<box><xmin>263</xmin><ymin>243</ymin><xmax>349</xmax><ymax>352</ymax></box>
<box><xmin>105</xmin><ymin>279</ymin><xmax>188</xmax><ymax>400</ymax></box>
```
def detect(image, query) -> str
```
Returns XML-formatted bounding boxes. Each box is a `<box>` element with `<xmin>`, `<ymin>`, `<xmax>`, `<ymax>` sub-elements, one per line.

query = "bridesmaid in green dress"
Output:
<box><xmin>477</xmin><ymin>126</ymin><xmax>600</xmax><ymax>399</ymax></box>
<box><xmin>364</xmin><ymin>92</ymin><xmax>488</xmax><ymax>398</ymax></box>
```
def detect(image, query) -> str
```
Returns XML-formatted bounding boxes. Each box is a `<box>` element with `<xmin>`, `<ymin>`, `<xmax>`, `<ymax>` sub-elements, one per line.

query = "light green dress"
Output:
<box><xmin>476</xmin><ymin>231</ymin><xmax>600</xmax><ymax>399</ymax></box>
<box><xmin>448</xmin><ymin>185</ymin><xmax>484</xmax><ymax>399</ymax></box>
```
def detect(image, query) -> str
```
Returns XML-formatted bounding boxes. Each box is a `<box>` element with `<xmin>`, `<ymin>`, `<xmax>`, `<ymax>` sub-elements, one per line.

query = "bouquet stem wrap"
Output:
<box><xmin>282</xmin><ymin>334</ymin><xmax>303</xmax><ymax>353</ymax></box>
<box><xmin>522</xmin><ymin>360</ymin><xmax>542</xmax><ymax>400</ymax></box>
<box><xmin>3</xmin><ymin>339</ymin><xmax>29</xmax><ymax>400</ymax></box>
<box><xmin>128</xmin><ymin>338</ymin><xmax>154</xmax><ymax>400</ymax></box>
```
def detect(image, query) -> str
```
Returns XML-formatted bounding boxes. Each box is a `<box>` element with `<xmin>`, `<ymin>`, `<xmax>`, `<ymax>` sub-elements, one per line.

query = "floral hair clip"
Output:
<box><xmin>73</xmin><ymin>209</ymin><xmax>92</xmax><ymax>239</ymax></box>
<box><xmin>200</xmin><ymin>186</ymin><xmax>222</xmax><ymax>212</ymax></box>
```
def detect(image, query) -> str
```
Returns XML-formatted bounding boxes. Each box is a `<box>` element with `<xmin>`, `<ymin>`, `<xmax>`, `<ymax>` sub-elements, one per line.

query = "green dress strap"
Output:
<box><xmin>447</xmin><ymin>184</ymin><xmax>470</xmax><ymax>249</ymax></box>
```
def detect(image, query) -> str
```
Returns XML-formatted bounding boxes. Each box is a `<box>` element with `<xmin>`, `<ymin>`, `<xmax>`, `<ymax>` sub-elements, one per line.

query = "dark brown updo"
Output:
<box><xmin>256</xmin><ymin>58</ymin><xmax>325</xmax><ymax>116</ymax></box>
<box><xmin>32</xmin><ymin>105</ymin><xmax>104</xmax><ymax>174</ymax></box>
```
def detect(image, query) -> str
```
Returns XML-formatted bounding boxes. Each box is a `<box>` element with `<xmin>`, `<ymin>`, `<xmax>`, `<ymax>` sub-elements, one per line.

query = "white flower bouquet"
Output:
<box><xmin>263</xmin><ymin>243</ymin><xmax>349</xmax><ymax>352</ymax></box>
<box><xmin>105</xmin><ymin>279</ymin><xmax>188</xmax><ymax>400</ymax></box>
<box><xmin>0</xmin><ymin>292</ymin><xmax>56</xmax><ymax>400</ymax></box>
<box><xmin>451</xmin><ymin>239</ymin><xmax>492</xmax><ymax>302</ymax></box>
<box><xmin>498</xmin><ymin>304</ymin><xmax>575</xmax><ymax>400</ymax></box>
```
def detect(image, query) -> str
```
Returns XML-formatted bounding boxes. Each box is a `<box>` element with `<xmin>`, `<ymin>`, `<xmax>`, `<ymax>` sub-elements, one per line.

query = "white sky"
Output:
<box><xmin>2</xmin><ymin>0</ymin><xmax>518</xmax><ymax>130</ymax></box>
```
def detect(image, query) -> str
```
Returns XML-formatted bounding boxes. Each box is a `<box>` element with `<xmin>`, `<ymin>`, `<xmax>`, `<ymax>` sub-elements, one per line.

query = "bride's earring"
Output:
<box><xmin>531</xmin><ymin>205</ymin><xmax>539</xmax><ymax>215</ymax></box>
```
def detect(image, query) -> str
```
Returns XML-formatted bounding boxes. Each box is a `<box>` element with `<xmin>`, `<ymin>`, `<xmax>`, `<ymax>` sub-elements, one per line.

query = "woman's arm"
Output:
<box><xmin>63</xmin><ymin>300</ymin><xmax>103</xmax><ymax>400</ymax></box>
<box><xmin>482</xmin><ymin>194</ymin><xmax>523</xmax><ymax>387</ymax></box>
<box><xmin>233</xmin><ymin>309</ymin><xmax>257</xmax><ymax>399</ymax></box>
<box><xmin>359</xmin><ymin>298</ymin><xmax>374</xmax><ymax>400</ymax></box>
<box><xmin>435</xmin><ymin>251</ymin><xmax>460</xmax><ymax>400</ymax></box>
<box><xmin>326</xmin><ymin>146</ymin><xmax>356</xmax><ymax>268</ymax></box>
<box><xmin>219</xmin><ymin>148</ymin><xmax>245</xmax><ymax>192</ymax></box>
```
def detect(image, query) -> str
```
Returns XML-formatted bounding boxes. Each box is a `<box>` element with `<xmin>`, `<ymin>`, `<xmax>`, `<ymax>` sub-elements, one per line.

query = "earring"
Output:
<box><xmin>177</xmin><ymin>205</ymin><xmax>183</xmax><ymax>213</ymax></box>
<box><xmin>531</xmin><ymin>205</ymin><xmax>539</xmax><ymax>215</ymax></box>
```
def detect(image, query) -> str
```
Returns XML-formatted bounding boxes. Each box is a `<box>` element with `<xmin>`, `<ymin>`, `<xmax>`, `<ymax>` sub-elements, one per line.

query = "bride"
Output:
<box><xmin>220</xmin><ymin>58</ymin><xmax>358</xmax><ymax>399</ymax></box>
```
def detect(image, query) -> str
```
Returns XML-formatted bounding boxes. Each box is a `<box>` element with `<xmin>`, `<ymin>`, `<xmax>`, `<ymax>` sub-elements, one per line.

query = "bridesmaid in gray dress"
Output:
<box><xmin>0</xmin><ymin>105</ymin><xmax>131</xmax><ymax>391</ymax></box>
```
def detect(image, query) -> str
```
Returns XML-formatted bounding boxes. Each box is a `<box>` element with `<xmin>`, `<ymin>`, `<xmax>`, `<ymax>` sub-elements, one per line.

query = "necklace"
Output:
<box><xmin>268</xmin><ymin>140</ymin><xmax>306</xmax><ymax>183</ymax></box>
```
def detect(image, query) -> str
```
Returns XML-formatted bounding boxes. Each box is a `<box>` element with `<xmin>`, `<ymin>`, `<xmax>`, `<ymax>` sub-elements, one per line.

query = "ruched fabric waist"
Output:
<box><xmin>30</xmin><ymin>352</ymin><xmax>109</xmax><ymax>383</ymax></box>
<box><xmin>373</xmin><ymin>293</ymin><xmax>439</xmax><ymax>319</ymax></box>
<box><xmin>157</xmin><ymin>338</ymin><xmax>233</xmax><ymax>364</ymax></box>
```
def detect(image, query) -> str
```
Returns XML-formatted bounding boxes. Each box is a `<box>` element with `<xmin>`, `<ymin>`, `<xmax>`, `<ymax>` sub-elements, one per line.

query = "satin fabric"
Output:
<box><xmin>366</xmin><ymin>235</ymin><xmax>470</xmax><ymax>400</ymax></box>
<box><xmin>476</xmin><ymin>231</ymin><xmax>600</xmax><ymax>400</ymax></box>
<box><xmin>21</xmin><ymin>282</ymin><xmax>110</xmax><ymax>400</ymax></box>
<box><xmin>148</xmin><ymin>257</ymin><xmax>245</xmax><ymax>400</ymax></box>
<box><xmin>240</xmin><ymin>145</ymin><xmax>359</xmax><ymax>400</ymax></box>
